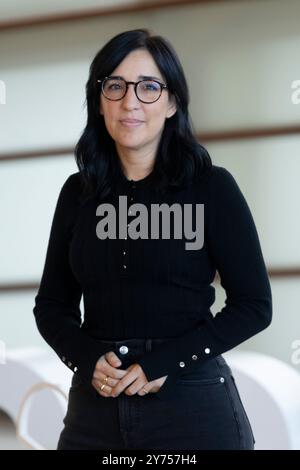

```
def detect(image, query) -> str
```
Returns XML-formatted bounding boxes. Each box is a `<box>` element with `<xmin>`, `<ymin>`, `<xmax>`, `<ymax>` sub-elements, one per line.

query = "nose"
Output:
<box><xmin>122</xmin><ymin>83</ymin><xmax>140</xmax><ymax>108</ymax></box>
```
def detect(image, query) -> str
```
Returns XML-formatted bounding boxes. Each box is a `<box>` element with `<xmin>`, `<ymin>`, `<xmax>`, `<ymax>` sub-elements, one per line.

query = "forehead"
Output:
<box><xmin>111</xmin><ymin>49</ymin><xmax>163</xmax><ymax>80</ymax></box>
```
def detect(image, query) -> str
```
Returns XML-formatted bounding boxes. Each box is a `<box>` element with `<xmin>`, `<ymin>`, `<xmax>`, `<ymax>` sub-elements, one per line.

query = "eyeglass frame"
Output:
<box><xmin>97</xmin><ymin>76</ymin><xmax>168</xmax><ymax>104</ymax></box>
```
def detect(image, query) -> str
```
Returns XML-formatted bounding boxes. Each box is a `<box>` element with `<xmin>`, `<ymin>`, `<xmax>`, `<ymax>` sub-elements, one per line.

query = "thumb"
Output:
<box><xmin>107</xmin><ymin>352</ymin><xmax>122</xmax><ymax>368</ymax></box>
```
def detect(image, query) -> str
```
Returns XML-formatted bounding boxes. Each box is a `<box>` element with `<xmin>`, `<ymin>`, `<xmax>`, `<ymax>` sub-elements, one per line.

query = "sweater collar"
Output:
<box><xmin>114</xmin><ymin>158</ymin><xmax>156</xmax><ymax>189</ymax></box>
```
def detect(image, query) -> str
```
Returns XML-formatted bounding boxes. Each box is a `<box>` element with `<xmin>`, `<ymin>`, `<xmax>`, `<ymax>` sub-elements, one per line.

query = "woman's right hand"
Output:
<box><xmin>91</xmin><ymin>351</ymin><xmax>128</xmax><ymax>397</ymax></box>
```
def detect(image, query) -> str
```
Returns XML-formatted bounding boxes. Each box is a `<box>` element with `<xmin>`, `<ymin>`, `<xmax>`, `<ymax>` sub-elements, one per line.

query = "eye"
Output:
<box><xmin>108</xmin><ymin>83</ymin><xmax>121</xmax><ymax>90</ymax></box>
<box><xmin>140</xmin><ymin>81</ymin><xmax>160</xmax><ymax>91</ymax></box>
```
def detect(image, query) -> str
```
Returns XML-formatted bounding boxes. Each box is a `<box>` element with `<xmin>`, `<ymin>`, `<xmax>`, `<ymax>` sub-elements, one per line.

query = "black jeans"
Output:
<box><xmin>57</xmin><ymin>337</ymin><xmax>255</xmax><ymax>450</ymax></box>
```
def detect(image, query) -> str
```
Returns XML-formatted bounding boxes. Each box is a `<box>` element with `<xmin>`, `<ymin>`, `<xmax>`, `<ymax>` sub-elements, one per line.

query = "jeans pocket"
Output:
<box><xmin>177</xmin><ymin>376</ymin><xmax>225</xmax><ymax>386</ymax></box>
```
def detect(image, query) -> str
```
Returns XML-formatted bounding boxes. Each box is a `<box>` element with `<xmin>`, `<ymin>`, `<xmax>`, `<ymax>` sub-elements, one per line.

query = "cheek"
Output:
<box><xmin>103</xmin><ymin>110</ymin><xmax>118</xmax><ymax>134</ymax></box>
<box><xmin>147</xmin><ymin>112</ymin><xmax>167</xmax><ymax>134</ymax></box>
<box><xmin>150</xmin><ymin>103</ymin><xmax>168</xmax><ymax>123</ymax></box>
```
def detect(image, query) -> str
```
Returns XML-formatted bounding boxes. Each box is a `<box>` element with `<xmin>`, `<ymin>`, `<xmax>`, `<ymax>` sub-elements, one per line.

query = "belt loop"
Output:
<box><xmin>145</xmin><ymin>338</ymin><xmax>152</xmax><ymax>353</ymax></box>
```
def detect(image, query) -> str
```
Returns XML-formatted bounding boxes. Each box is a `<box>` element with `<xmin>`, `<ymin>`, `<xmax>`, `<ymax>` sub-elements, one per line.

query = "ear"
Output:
<box><xmin>166</xmin><ymin>94</ymin><xmax>177</xmax><ymax>119</ymax></box>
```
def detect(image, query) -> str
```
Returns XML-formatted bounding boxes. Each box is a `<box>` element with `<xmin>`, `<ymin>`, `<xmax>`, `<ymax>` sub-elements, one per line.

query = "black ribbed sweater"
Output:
<box><xmin>33</xmin><ymin>163</ymin><xmax>272</xmax><ymax>399</ymax></box>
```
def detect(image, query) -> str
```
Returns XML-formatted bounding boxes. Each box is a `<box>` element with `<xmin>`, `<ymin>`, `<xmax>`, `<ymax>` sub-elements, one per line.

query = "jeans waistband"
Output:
<box><xmin>95</xmin><ymin>337</ymin><xmax>232</xmax><ymax>376</ymax></box>
<box><xmin>96</xmin><ymin>337</ymin><xmax>170</xmax><ymax>355</ymax></box>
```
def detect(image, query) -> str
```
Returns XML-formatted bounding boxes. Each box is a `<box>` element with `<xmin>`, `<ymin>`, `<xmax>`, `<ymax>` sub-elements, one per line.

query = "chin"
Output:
<box><xmin>117</xmin><ymin>137</ymin><xmax>145</xmax><ymax>149</ymax></box>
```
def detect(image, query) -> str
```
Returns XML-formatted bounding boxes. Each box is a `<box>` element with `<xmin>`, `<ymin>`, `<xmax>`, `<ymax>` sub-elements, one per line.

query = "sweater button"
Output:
<box><xmin>192</xmin><ymin>355</ymin><xmax>198</xmax><ymax>360</ymax></box>
<box><xmin>123</xmin><ymin>265</ymin><xmax>127</xmax><ymax>269</ymax></box>
<box><xmin>204</xmin><ymin>348</ymin><xmax>210</xmax><ymax>354</ymax></box>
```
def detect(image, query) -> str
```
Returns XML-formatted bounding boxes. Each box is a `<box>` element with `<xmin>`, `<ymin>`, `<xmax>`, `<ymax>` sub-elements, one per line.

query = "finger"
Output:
<box><xmin>137</xmin><ymin>382</ymin><xmax>151</xmax><ymax>396</ymax></box>
<box><xmin>94</xmin><ymin>365</ymin><xmax>127</xmax><ymax>382</ymax></box>
<box><xmin>111</xmin><ymin>369</ymin><xmax>138</xmax><ymax>397</ymax></box>
<box><xmin>95</xmin><ymin>354</ymin><xmax>128</xmax><ymax>380</ymax></box>
<box><xmin>95</xmin><ymin>374</ymin><xmax>119</xmax><ymax>388</ymax></box>
<box><xmin>127</xmin><ymin>379</ymin><xmax>152</xmax><ymax>396</ymax></box>
<box><xmin>105</xmin><ymin>351</ymin><xmax>122</xmax><ymax>368</ymax></box>
<box><xmin>92</xmin><ymin>378</ymin><xmax>113</xmax><ymax>397</ymax></box>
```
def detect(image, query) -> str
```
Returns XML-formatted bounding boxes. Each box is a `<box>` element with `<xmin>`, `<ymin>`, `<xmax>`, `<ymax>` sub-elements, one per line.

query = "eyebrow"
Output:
<box><xmin>108</xmin><ymin>75</ymin><xmax>163</xmax><ymax>81</ymax></box>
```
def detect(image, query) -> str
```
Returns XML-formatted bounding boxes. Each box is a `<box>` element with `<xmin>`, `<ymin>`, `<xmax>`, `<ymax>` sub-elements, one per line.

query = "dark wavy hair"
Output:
<box><xmin>75</xmin><ymin>28</ymin><xmax>212</xmax><ymax>202</ymax></box>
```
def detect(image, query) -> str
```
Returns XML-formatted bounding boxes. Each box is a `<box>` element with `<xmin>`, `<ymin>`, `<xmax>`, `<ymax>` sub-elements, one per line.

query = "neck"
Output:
<box><xmin>115</xmin><ymin>143</ymin><xmax>156</xmax><ymax>181</ymax></box>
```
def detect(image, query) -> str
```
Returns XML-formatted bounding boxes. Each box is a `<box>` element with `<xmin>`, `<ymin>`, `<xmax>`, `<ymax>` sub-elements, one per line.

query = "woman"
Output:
<box><xmin>33</xmin><ymin>28</ymin><xmax>272</xmax><ymax>450</ymax></box>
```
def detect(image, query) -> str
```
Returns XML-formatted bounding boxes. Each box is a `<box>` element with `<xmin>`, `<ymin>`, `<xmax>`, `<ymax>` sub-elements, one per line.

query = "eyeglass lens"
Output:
<box><xmin>102</xmin><ymin>78</ymin><xmax>162</xmax><ymax>103</ymax></box>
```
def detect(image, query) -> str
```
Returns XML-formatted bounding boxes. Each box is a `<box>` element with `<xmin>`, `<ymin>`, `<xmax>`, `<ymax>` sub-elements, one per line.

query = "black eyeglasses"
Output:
<box><xmin>97</xmin><ymin>76</ymin><xmax>168</xmax><ymax>104</ymax></box>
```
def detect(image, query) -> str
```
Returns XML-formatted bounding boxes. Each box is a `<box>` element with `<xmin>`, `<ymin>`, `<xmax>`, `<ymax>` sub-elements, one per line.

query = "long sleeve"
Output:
<box><xmin>33</xmin><ymin>174</ymin><xmax>113</xmax><ymax>384</ymax></box>
<box><xmin>138</xmin><ymin>166</ymin><xmax>272</xmax><ymax>400</ymax></box>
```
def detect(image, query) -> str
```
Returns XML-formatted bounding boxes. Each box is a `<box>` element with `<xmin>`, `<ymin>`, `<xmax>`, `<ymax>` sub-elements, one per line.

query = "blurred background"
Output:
<box><xmin>0</xmin><ymin>0</ymin><xmax>300</xmax><ymax>450</ymax></box>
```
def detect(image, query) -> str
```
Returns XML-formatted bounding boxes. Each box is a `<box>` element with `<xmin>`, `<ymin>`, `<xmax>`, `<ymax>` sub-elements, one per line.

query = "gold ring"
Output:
<box><xmin>100</xmin><ymin>376</ymin><xmax>109</xmax><ymax>391</ymax></box>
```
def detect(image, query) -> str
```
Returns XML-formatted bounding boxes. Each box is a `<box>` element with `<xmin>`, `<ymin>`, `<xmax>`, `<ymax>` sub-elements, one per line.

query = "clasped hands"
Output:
<box><xmin>91</xmin><ymin>350</ymin><xmax>167</xmax><ymax>397</ymax></box>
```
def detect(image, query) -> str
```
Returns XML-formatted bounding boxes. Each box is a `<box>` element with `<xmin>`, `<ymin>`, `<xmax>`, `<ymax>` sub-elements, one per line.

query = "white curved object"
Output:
<box><xmin>16</xmin><ymin>382</ymin><xmax>68</xmax><ymax>450</ymax></box>
<box><xmin>224</xmin><ymin>350</ymin><xmax>300</xmax><ymax>450</ymax></box>
<box><xmin>0</xmin><ymin>347</ymin><xmax>71</xmax><ymax>450</ymax></box>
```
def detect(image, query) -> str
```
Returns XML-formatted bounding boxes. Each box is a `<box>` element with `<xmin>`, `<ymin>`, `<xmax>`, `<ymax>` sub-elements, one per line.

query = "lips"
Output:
<box><xmin>120</xmin><ymin>119</ymin><xmax>144</xmax><ymax>128</ymax></box>
<box><xmin>120</xmin><ymin>119</ymin><xmax>144</xmax><ymax>123</ymax></box>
